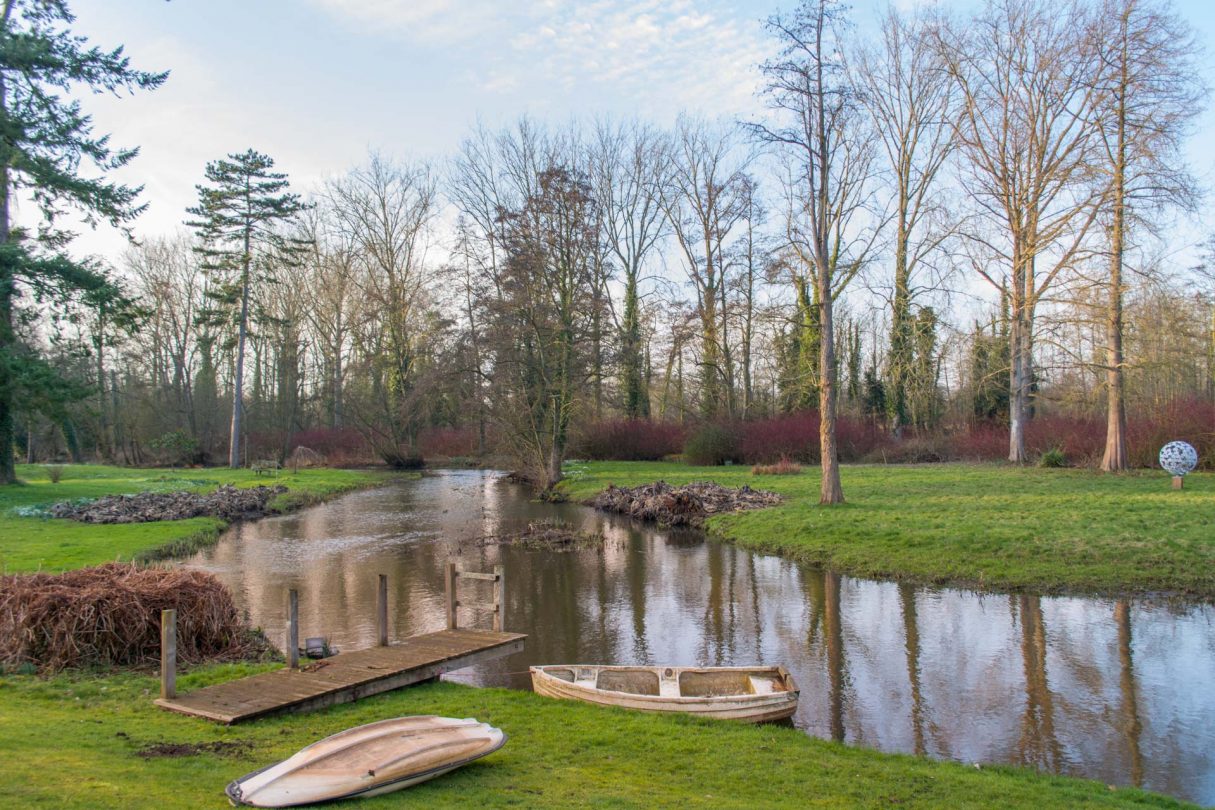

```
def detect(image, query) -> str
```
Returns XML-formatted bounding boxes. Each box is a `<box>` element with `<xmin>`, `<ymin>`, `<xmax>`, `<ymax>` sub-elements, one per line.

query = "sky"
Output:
<box><xmin>60</xmin><ymin>0</ymin><xmax>1215</xmax><ymax>266</ymax></box>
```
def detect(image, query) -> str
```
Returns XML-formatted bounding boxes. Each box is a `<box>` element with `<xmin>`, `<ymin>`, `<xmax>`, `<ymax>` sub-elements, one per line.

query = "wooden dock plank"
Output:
<box><xmin>155</xmin><ymin>629</ymin><xmax>525</xmax><ymax>724</ymax></box>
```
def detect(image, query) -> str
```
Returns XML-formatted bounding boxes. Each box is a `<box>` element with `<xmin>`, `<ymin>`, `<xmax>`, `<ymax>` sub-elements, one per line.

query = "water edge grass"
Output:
<box><xmin>0</xmin><ymin>664</ymin><xmax>1190</xmax><ymax>809</ymax></box>
<box><xmin>0</xmin><ymin>464</ymin><xmax>388</xmax><ymax>573</ymax></box>
<box><xmin>557</xmin><ymin>461</ymin><xmax>1215</xmax><ymax>598</ymax></box>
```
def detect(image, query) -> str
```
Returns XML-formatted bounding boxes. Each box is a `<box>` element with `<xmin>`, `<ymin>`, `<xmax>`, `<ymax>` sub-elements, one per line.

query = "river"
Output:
<box><xmin>187</xmin><ymin>469</ymin><xmax>1215</xmax><ymax>804</ymax></box>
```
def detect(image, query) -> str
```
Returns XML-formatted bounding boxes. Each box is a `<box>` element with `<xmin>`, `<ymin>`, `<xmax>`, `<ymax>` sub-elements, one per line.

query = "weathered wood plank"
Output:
<box><xmin>155</xmin><ymin>629</ymin><xmax>526</xmax><ymax>724</ymax></box>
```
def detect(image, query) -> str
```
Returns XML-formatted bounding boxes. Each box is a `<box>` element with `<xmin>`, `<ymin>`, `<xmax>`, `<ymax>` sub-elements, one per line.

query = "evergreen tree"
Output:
<box><xmin>186</xmin><ymin>150</ymin><xmax>306</xmax><ymax>468</ymax></box>
<box><xmin>0</xmin><ymin>0</ymin><xmax>164</xmax><ymax>483</ymax></box>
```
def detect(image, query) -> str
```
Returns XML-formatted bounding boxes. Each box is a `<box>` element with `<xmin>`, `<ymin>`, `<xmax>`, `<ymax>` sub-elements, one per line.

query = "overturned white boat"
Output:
<box><xmin>226</xmin><ymin>716</ymin><xmax>506</xmax><ymax>807</ymax></box>
<box><xmin>530</xmin><ymin>664</ymin><xmax>798</xmax><ymax>723</ymax></box>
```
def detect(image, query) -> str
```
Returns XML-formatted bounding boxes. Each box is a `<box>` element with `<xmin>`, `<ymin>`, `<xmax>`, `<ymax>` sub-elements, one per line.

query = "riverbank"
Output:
<box><xmin>0</xmin><ymin>663</ymin><xmax>1187</xmax><ymax>809</ymax></box>
<box><xmin>557</xmin><ymin>461</ymin><xmax>1215</xmax><ymax>599</ymax></box>
<box><xmin>0</xmin><ymin>464</ymin><xmax>387</xmax><ymax>572</ymax></box>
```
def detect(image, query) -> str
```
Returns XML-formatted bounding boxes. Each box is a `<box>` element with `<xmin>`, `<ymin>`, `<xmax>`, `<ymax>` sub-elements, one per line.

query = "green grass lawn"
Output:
<box><xmin>1</xmin><ymin>461</ymin><xmax>1203</xmax><ymax>807</ymax></box>
<box><xmin>558</xmin><ymin>461</ymin><xmax>1215</xmax><ymax>598</ymax></box>
<box><xmin>0</xmin><ymin>664</ymin><xmax>1187</xmax><ymax>809</ymax></box>
<box><xmin>0</xmin><ymin>464</ymin><xmax>385</xmax><ymax>573</ymax></box>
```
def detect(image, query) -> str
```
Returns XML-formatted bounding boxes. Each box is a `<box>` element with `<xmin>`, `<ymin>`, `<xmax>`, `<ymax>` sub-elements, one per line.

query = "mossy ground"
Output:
<box><xmin>0</xmin><ymin>664</ymin><xmax>1188</xmax><ymax>809</ymax></box>
<box><xmin>0</xmin><ymin>464</ymin><xmax>385</xmax><ymax>572</ymax></box>
<box><xmin>558</xmin><ymin>461</ymin><xmax>1215</xmax><ymax>598</ymax></box>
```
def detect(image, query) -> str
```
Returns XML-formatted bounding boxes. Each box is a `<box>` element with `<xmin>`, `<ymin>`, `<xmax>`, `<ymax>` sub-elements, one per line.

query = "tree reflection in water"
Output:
<box><xmin>189</xmin><ymin>470</ymin><xmax>1215</xmax><ymax>805</ymax></box>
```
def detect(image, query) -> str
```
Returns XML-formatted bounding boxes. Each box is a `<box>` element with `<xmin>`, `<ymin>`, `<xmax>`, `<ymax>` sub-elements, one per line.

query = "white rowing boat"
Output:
<box><xmin>225</xmin><ymin>716</ymin><xmax>506</xmax><ymax>807</ymax></box>
<box><xmin>530</xmin><ymin>664</ymin><xmax>798</xmax><ymax>723</ymax></box>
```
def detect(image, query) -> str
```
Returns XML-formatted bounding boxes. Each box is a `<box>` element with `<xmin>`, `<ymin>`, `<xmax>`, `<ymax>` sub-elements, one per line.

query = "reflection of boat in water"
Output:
<box><xmin>225</xmin><ymin>716</ymin><xmax>506</xmax><ymax>807</ymax></box>
<box><xmin>530</xmin><ymin>664</ymin><xmax>799</xmax><ymax>723</ymax></box>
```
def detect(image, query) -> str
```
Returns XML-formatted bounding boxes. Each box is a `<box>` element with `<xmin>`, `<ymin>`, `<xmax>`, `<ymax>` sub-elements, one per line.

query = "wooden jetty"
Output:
<box><xmin>156</xmin><ymin>563</ymin><xmax>525</xmax><ymax>724</ymax></box>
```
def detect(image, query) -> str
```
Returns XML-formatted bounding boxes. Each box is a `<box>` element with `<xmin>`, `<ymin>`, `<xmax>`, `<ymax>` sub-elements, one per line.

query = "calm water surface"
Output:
<box><xmin>188</xmin><ymin>470</ymin><xmax>1215</xmax><ymax>805</ymax></box>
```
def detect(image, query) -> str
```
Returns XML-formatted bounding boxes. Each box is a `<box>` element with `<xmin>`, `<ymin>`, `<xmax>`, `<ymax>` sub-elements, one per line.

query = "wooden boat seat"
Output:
<box><xmin>596</xmin><ymin>668</ymin><xmax>660</xmax><ymax>696</ymax></box>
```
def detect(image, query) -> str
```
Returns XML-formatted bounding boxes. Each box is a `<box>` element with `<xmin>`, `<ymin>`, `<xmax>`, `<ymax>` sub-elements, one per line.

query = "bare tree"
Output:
<box><xmin>490</xmin><ymin>164</ymin><xmax>603</xmax><ymax>488</ymax></box>
<box><xmin>592</xmin><ymin>119</ymin><xmax>668</xmax><ymax>418</ymax></box>
<box><xmin>660</xmin><ymin>116</ymin><xmax>751</xmax><ymax>420</ymax></box>
<box><xmin>855</xmin><ymin>6</ymin><xmax>956</xmax><ymax>435</ymax></box>
<box><xmin>1089</xmin><ymin>0</ymin><xmax>1203</xmax><ymax>471</ymax></box>
<box><xmin>748</xmin><ymin>0</ymin><xmax>879</xmax><ymax>504</ymax></box>
<box><xmin>327</xmin><ymin>153</ymin><xmax>438</xmax><ymax>466</ymax></box>
<box><xmin>933</xmin><ymin>0</ymin><xmax>1104</xmax><ymax>463</ymax></box>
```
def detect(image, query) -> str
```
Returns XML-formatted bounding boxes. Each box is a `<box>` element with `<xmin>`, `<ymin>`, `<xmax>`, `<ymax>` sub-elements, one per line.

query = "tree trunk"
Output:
<box><xmin>228</xmin><ymin>261</ymin><xmax>250</xmax><ymax>468</ymax></box>
<box><xmin>819</xmin><ymin>270</ymin><xmax>844</xmax><ymax>504</ymax></box>
<box><xmin>0</xmin><ymin>65</ymin><xmax>14</xmax><ymax>485</ymax></box>
<box><xmin>888</xmin><ymin>215</ymin><xmax>911</xmax><ymax>434</ymax></box>
<box><xmin>1101</xmin><ymin>22</ymin><xmax>1130</xmax><ymax>473</ymax></box>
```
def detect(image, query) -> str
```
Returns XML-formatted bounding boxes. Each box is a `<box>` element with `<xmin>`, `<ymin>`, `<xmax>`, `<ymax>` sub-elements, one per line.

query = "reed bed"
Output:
<box><xmin>751</xmin><ymin>458</ymin><xmax>803</xmax><ymax>476</ymax></box>
<box><xmin>0</xmin><ymin>563</ymin><xmax>254</xmax><ymax>672</ymax></box>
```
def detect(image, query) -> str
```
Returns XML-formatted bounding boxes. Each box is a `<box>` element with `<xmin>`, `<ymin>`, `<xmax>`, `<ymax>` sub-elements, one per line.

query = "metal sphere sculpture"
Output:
<box><xmin>1159</xmin><ymin>441</ymin><xmax>1198</xmax><ymax>477</ymax></box>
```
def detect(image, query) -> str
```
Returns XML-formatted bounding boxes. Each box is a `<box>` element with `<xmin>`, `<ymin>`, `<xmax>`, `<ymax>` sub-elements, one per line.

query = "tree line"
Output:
<box><xmin>2</xmin><ymin>0</ymin><xmax>1211</xmax><ymax>501</ymax></box>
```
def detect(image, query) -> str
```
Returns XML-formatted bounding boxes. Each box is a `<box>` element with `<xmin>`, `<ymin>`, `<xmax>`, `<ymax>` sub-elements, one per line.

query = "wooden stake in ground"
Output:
<box><xmin>160</xmin><ymin>609</ymin><xmax>176</xmax><ymax>700</ymax></box>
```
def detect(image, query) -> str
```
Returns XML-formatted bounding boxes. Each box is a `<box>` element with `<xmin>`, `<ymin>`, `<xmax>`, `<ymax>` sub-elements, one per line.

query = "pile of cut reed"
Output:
<box><xmin>0</xmin><ymin>563</ymin><xmax>254</xmax><ymax>672</ymax></box>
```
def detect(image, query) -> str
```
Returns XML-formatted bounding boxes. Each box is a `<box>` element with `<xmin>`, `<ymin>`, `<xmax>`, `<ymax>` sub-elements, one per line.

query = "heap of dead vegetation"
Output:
<box><xmin>48</xmin><ymin>484</ymin><xmax>288</xmax><ymax>524</ymax></box>
<box><xmin>0</xmin><ymin>563</ymin><xmax>264</xmax><ymax>672</ymax></box>
<box><xmin>589</xmin><ymin>480</ymin><xmax>782</xmax><ymax>528</ymax></box>
<box><xmin>482</xmin><ymin>520</ymin><xmax>605</xmax><ymax>552</ymax></box>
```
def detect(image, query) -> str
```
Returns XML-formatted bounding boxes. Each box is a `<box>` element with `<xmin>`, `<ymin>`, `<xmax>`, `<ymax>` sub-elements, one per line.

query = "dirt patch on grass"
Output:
<box><xmin>590</xmin><ymin>481</ymin><xmax>782</xmax><ymax>528</ymax></box>
<box><xmin>136</xmin><ymin>740</ymin><xmax>253</xmax><ymax>759</ymax></box>
<box><xmin>48</xmin><ymin>484</ymin><xmax>288</xmax><ymax>524</ymax></box>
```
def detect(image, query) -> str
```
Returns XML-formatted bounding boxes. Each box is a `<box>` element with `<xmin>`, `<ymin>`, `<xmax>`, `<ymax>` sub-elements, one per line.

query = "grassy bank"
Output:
<box><xmin>0</xmin><ymin>464</ymin><xmax>385</xmax><ymax>572</ymax></box>
<box><xmin>0</xmin><ymin>664</ymin><xmax>1186</xmax><ymax>809</ymax></box>
<box><xmin>558</xmin><ymin>462</ymin><xmax>1215</xmax><ymax>598</ymax></box>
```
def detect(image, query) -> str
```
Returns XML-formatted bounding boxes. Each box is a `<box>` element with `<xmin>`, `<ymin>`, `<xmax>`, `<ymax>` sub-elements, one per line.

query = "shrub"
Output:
<box><xmin>1037</xmin><ymin>446</ymin><xmax>1068</xmax><ymax>468</ymax></box>
<box><xmin>418</xmin><ymin>426</ymin><xmax>481</xmax><ymax>458</ymax></box>
<box><xmin>738</xmin><ymin>412</ymin><xmax>819</xmax><ymax>464</ymax></box>
<box><xmin>752</xmin><ymin>457</ymin><xmax>802</xmax><ymax>475</ymax></box>
<box><xmin>286</xmin><ymin>428</ymin><xmax>376</xmax><ymax>466</ymax></box>
<box><xmin>572</xmin><ymin>419</ymin><xmax>686</xmax><ymax>461</ymax></box>
<box><xmin>684</xmin><ymin>423</ymin><xmax>740</xmax><ymax>466</ymax></box>
<box><xmin>43</xmin><ymin>464</ymin><xmax>64</xmax><ymax>484</ymax></box>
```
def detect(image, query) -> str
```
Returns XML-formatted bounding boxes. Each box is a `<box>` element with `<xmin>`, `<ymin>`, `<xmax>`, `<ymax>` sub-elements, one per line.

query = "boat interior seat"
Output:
<box><xmin>595</xmin><ymin>668</ymin><xmax>660</xmax><ymax>696</ymax></box>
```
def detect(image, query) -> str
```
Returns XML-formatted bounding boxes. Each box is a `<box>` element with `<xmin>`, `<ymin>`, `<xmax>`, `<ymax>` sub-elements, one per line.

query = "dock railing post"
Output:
<box><xmin>445</xmin><ymin>562</ymin><xmax>458</xmax><ymax>631</ymax></box>
<box><xmin>287</xmin><ymin>589</ymin><xmax>299</xmax><ymax>669</ymax></box>
<box><xmin>160</xmin><ymin>608</ymin><xmax>176</xmax><ymax>699</ymax></box>
<box><xmin>377</xmin><ymin>574</ymin><xmax>388</xmax><ymax>646</ymax></box>
<box><xmin>493</xmin><ymin>564</ymin><xmax>505</xmax><ymax>632</ymax></box>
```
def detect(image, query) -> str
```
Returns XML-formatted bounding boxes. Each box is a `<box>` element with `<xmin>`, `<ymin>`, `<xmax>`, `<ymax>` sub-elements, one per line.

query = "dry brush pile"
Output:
<box><xmin>589</xmin><ymin>481</ymin><xmax>782</xmax><ymax>528</ymax></box>
<box><xmin>48</xmin><ymin>484</ymin><xmax>288</xmax><ymax>523</ymax></box>
<box><xmin>0</xmin><ymin>563</ymin><xmax>259</xmax><ymax>672</ymax></box>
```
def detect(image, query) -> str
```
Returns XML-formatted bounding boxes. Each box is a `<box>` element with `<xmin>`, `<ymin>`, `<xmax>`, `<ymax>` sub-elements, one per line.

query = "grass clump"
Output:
<box><xmin>1038</xmin><ymin>447</ymin><xmax>1068</xmax><ymax>468</ymax></box>
<box><xmin>752</xmin><ymin>458</ymin><xmax>803</xmax><ymax>476</ymax></box>
<box><xmin>559</xmin><ymin>461</ymin><xmax>1215</xmax><ymax>597</ymax></box>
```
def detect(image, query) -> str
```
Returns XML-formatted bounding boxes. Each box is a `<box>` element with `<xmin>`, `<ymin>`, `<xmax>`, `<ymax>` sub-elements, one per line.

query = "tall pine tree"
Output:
<box><xmin>0</xmin><ymin>0</ymin><xmax>165</xmax><ymax>484</ymax></box>
<box><xmin>186</xmin><ymin>150</ymin><xmax>306</xmax><ymax>468</ymax></box>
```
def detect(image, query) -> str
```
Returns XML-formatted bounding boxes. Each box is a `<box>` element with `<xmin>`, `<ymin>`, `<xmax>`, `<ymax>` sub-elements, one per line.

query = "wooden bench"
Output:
<box><xmin>251</xmin><ymin>459</ymin><xmax>281</xmax><ymax>477</ymax></box>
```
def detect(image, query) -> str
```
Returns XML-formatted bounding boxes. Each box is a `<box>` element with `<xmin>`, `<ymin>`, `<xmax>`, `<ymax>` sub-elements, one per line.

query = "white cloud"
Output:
<box><xmin>309</xmin><ymin>0</ymin><xmax>766</xmax><ymax>117</ymax></box>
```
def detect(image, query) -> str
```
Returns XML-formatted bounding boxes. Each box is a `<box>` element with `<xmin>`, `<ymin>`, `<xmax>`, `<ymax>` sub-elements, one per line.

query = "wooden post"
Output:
<box><xmin>445</xmin><ymin>562</ymin><xmax>458</xmax><ymax>631</ymax></box>
<box><xmin>493</xmin><ymin>564</ymin><xmax>505</xmax><ymax>632</ymax></box>
<box><xmin>287</xmin><ymin>589</ymin><xmax>299</xmax><ymax>669</ymax></box>
<box><xmin>160</xmin><ymin>609</ymin><xmax>176</xmax><ymax>700</ymax></box>
<box><xmin>377</xmin><ymin>574</ymin><xmax>388</xmax><ymax>646</ymax></box>
<box><xmin>1172</xmin><ymin>475</ymin><xmax>1184</xmax><ymax>490</ymax></box>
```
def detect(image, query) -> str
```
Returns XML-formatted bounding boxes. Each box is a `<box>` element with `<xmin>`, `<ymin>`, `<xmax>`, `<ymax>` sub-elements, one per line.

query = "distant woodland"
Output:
<box><xmin>2</xmin><ymin>0</ymin><xmax>1212</xmax><ymax>496</ymax></box>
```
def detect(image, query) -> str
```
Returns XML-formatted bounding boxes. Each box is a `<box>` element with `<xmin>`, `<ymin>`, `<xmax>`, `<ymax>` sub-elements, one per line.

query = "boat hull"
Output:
<box><xmin>530</xmin><ymin>665</ymin><xmax>798</xmax><ymax>723</ymax></box>
<box><xmin>226</xmin><ymin>716</ymin><xmax>506</xmax><ymax>807</ymax></box>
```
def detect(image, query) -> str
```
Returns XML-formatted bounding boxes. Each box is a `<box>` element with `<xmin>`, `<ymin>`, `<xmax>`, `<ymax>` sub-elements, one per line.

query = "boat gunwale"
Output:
<box><xmin>530</xmin><ymin>664</ymin><xmax>800</xmax><ymax>704</ymax></box>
